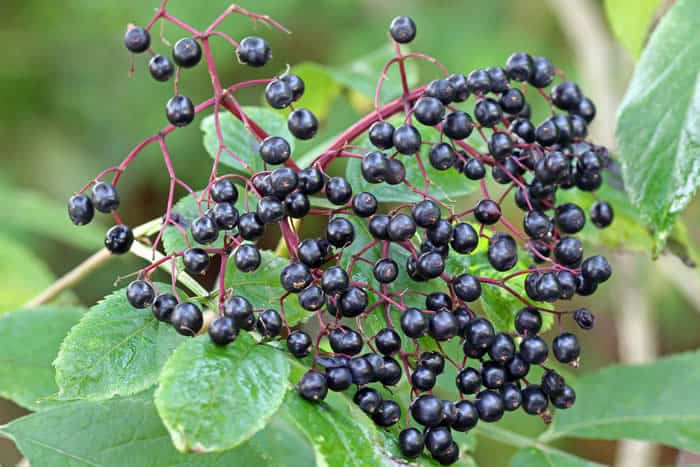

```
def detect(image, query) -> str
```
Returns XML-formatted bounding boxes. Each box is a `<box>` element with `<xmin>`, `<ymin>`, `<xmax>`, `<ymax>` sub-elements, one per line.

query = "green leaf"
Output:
<box><xmin>284</xmin><ymin>361</ymin><xmax>469</xmax><ymax>466</ymax></box>
<box><xmin>224</xmin><ymin>249</ymin><xmax>310</xmax><ymax>327</ymax></box>
<box><xmin>542</xmin><ymin>350</ymin><xmax>700</xmax><ymax>452</ymax></box>
<box><xmin>288</xmin><ymin>62</ymin><xmax>343</xmax><ymax>120</ymax></box>
<box><xmin>0</xmin><ymin>307</ymin><xmax>83</xmax><ymax>410</ymax></box>
<box><xmin>155</xmin><ymin>334</ymin><xmax>290</xmax><ymax>453</ymax></box>
<box><xmin>604</xmin><ymin>0</ymin><xmax>659</xmax><ymax>59</ymax></box>
<box><xmin>54</xmin><ymin>283</ymin><xmax>185</xmax><ymax>400</ymax></box>
<box><xmin>329</xmin><ymin>44</ymin><xmax>419</xmax><ymax>105</ymax></box>
<box><xmin>0</xmin><ymin>233</ymin><xmax>59</xmax><ymax>313</ymax></box>
<box><xmin>162</xmin><ymin>192</ymin><xmax>226</xmax><ymax>265</ymax></box>
<box><xmin>0</xmin><ymin>391</ymin><xmax>316</xmax><ymax>467</ymax></box>
<box><xmin>346</xmin><ymin>122</ymin><xmax>479</xmax><ymax>204</ymax></box>
<box><xmin>510</xmin><ymin>447</ymin><xmax>602</xmax><ymax>467</ymax></box>
<box><xmin>0</xmin><ymin>182</ymin><xmax>105</xmax><ymax>250</ymax></box>
<box><xmin>201</xmin><ymin>107</ymin><xmax>295</xmax><ymax>174</ymax></box>
<box><xmin>616</xmin><ymin>0</ymin><xmax>700</xmax><ymax>250</ymax></box>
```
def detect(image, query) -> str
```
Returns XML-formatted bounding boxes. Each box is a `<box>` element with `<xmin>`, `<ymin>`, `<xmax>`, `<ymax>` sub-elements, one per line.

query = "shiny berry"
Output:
<box><xmin>152</xmin><ymin>293</ymin><xmax>177</xmax><ymax>322</ymax></box>
<box><xmin>166</xmin><ymin>95</ymin><xmax>195</xmax><ymax>127</ymax></box>
<box><xmin>124</xmin><ymin>26</ymin><xmax>150</xmax><ymax>53</ymax></box>
<box><xmin>369</xmin><ymin>121</ymin><xmax>394</xmax><ymax>149</ymax></box>
<box><xmin>287</xmin><ymin>330</ymin><xmax>312</xmax><ymax>357</ymax></box>
<box><xmin>170</xmin><ymin>302</ymin><xmax>203</xmax><ymax>336</ymax></box>
<box><xmin>105</xmin><ymin>224</ymin><xmax>134</xmax><ymax>254</ymax></box>
<box><xmin>208</xmin><ymin>316</ymin><xmax>238</xmax><ymax>346</ymax></box>
<box><xmin>299</xmin><ymin>371</ymin><xmax>328</xmax><ymax>402</ymax></box>
<box><xmin>183</xmin><ymin>248</ymin><xmax>210</xmax><ymax>274</ymax></box>
<box><xmin>265</xmin><ymin>79</ymin><xmax>293</xmax><ymax>109</ymax></box>
<box><xmin>288</xmin><ymin>108</ymin><xmax>318</xmax><ymax>140</ymax></box>
<box><xmin>148</xmin><ymin>54</ymin><xmax>174</xmax><ymax>81</ymax></box>
<box><xmin>237</xmin><ymin>36</ymin><xmax>271</xmax><ymax>67</ymax></box>
<box><xmin>389</xmin><ymin>16</ymin><xmax>416</xmax><ymax>43</ymax></box>
<box><xmin>126</xmin><ymin>280</ymin><xmax>155</xmax><ymax>309</ymax></box>
<box><xmin>68</xmin><ymin>194</ymin><xmax>94</xmax><ymax>225</ymax></box>
<box><xmin>393</xmin><ymin>124</ymin><xmax>422</xmax><ymax>155</ymax></box>
<box><xmin>172</xmin><ymin>38</ymin><xmax>201</xmax><ymax>68</ymax></box>
<box><xmin>234</xmin><ymin>244</ymin><xmax>261</xmax><ymax>272</ymax></box>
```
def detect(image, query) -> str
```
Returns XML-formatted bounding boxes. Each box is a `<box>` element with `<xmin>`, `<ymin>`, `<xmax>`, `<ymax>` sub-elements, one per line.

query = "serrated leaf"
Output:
<box><xmin>345</xmin><ymin>121</ymin><xmax>479</xmax><ymax>204</ymax></box>
<box><xmin>0</xmin><ymin>233</ymin><xmax>61</xmax><ymax>313</ymax></box>
<box><xmin>224</xmin><ymin>249</ymin><xmax>310</xmax><ymax>327</ymax></box>
<box><xmin>155</xmin><ymin>334</ymin><xmax>290</xmax><ymax>453</ymax></box>
<box><xmin>54</xmin><ymin>283</ymin><xmax>186</xmax><ymax>400</ymax></box>
<box><xmin>0</xmin><ymin>391</ymin><xmax>316</xmax><ymax>467</ymax></box>
<box><xmin>604</xmin><ymin>0</ymin><xmax>660</xmax><ymax>59</ymax></box>
<box><xmin>542</xmin><ymin>350</ymin><xmax>700</xmax><ymax>452</ymax></box>
<box><xmin>284</xmin><ymin>361</ymin><xmax>468</xmax><ymax>467</ymax></box>
<box><xmin>510</xmin><ymin>447</ymin><xmax>602</xmax><ymax>467</ymax></box>
<box><xmin>0</xmin><ymin>307</ymin><xmax>83</xmax><ymax>410</ymax></box>
<box><xmin>202</xmin><ymin>107</ymin><xmax>295</xmax><ymax>175</ymax></box>
<box><xmin>617</xmin><ymin>0</ymin><xmax>700</xmax><ymax>250</ymax></box>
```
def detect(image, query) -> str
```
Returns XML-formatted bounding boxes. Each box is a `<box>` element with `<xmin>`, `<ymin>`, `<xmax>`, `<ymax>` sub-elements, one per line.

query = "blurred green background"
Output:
<box><xmin>1</xmin><ymin>0</ymin><xmax>699</xmax><ymax>465</ymax></box>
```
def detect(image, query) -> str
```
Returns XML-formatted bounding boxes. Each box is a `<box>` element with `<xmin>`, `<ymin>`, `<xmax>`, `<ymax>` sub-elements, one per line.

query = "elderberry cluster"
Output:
<box><xmin>68</xmin><ymin>9</ymin><xmax>614</xmax><ymax>465</ymax></box>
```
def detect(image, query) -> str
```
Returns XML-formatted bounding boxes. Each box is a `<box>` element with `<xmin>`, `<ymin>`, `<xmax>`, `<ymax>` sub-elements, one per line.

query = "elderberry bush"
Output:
<box><xmin>68</xmin><ymin>9</ymin><xmax>614</xmax><ymax>465</ymax></box>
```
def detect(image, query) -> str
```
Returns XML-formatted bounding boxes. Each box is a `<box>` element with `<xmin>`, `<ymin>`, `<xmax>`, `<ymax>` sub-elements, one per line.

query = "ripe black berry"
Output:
<box><xmin>489</xmin><ymin>333</ymin><xmax>515</xmax><ymax>362</ymax></box>
<box><xmin>474</xmin><ymin>98</ymin><xmax>502</xmax><ymax>127</ymax></box>
<box><xmin>299</xmin><ymin>371</ymin><xmax>328</xmax><ymax>402</ymax></box>
<box><xmin>208</xmin><ymin>316</ymin><xmax>238</xmax><ymax>346</ymax></box>
<box><xmin>414</xmin><ymin>97</ymin><xmax>445</xmax><ymax>126</ymax></box>
<box><xmin>551</xmin><ymin>385</ymin><xmax>576</xmax><ymax>409</ymax></box>
<box><xmin>489</xmin><ymin>132</ymin><xmax>514</xmax><ymax>162</ymax></box>
<box><xmin>326</xmin><ymin>366</ymin><xmax>352</xmax><ymax>391</ymax></box>
<box><xmin>172</xmin><ymin>38</ymin><xmax>202</xmax><ymax>68</ymax></box>
<box><xmin>467</xmin><ymin>69</ymin><xmax>491</xmax><ymax>95</ymax></box>
<box><xmin>297</xmin><ymin>238</ymin><xmax>326</xmax><ymax>268</ymax></box>
<box><xmin>552</xmin><ymin>332</ymin><xmax>580</xmax><ymax>363</ymax></box>
<box><xmin>401</xmin><ymin>307</ymin><xmax>428</xmax><ymax>338</ymax></box>
<box><xmin>166</xmin><ymin>95</ymin><xmax>195</xmax><ymax>127</ymax></box>
<box><xmin>590</xmin><ymin>201</ymin><xmax>614</xmax><ymax>228</ymax></box>
<box><xmin>521</xmin><ymin>385</ymin><xmax>548</xmax><ymax>415</ymax></box>
<box><xmin>280</xmin><ymin>262</ymin><xmax>312</xmax><ymax>293</ymax></box>
<box><xmin>519</xmin><ymin>336</ymin><xmax>549</xmax><ymax>364</ymax></box>
<box><xmin>191</xmin><ymin>215</ymin><xmax>219</xmax><ymax>244</ymax></box>
<box><xmin>501</xmin><ymin>383</ymin><xmax>522</xmax><ymax>411</ymax></box>
<box><xmin>529</xmin><ymin>56</ymin><xmax>555</xmax><ymax>87</ymax></box>
<box><xmin>264</xmin><ymin>79</ymin><xmax>293</xmax><ymax>109</ymax></box>
<box><xmin>453</xmin><ymin>400</ymin><xmax>478</xmax><ymax>431</ymax></box>
<box><xmin>281</xmin><ymin>74</ymin><xmax>304</xmax><ymax>101</ymax></box>
<box><xmin>338</xmin><ymin>287</ymin><xmax>368</xmax><ymax>317</ymax></box>
<box><xmin>148</xmin><ymin>55</ymin><xmax>175</xmax><ymax>82</ymax></box>
<box><xmin>288</xmin><ymin>108</ymin><xmax>318</xmax><ymax>140</ymax></box>
<box><xmin>349</xmin><ymin>356</ymin><xmax>373</xmax><ymax>384</ymax></box>
<box><xmin>411</xmin><ymin>394</ymin><xmax>443</xmax><ymax>427</ymax></box>
<box><xmin>68</xmin><ymin>194</ymin><xmax>94</xmax><ymax>225</ymax></box>
<box><xmin>259</xmin><ymin>136</ymin><xmax>291</xmax><ymax>165</ymax></box>
<box><xmin>505</xmin><ymin>52</ymin><xmax>533</xmax><ymax>81</ymax></box>
<box><xmin>152</xmin><ymin>293</ymin><xmax>177</xmax><ymax>322</ymax></box>
<box><xmin>388</xmin><ymin>213</ymin><xmax>417</xmax><ymax>242</ymax></box>
<box><xmin>536</xmin><ymin>272</ymin><xmax>561</xmax><ymax>302</ymax></box>
<box><xmin>326</xmin><ymin>177</ymin><xmax>353</xmax><ymax>205</ymax></box>
<box><xmin>398</xmin><ymin>428</ymin><xmax>424</xmax><ymax>458</ymax></box>
<box><xmin>126</xmin><ymin>280</ymin><xmax>155</xmax><ymax>309</ymax></box>
<box><xmin>373</xmin><ymin>400</ymin><xmax>402</xmax><ymax>427</ymax></box>
<box><xmin>321</xmin><ymin>266</ymin><xmax>349</xmax><ymax>295</ymax></box>
<box><xmin>238</xmin><ymin>213</ymin><xmax>265</xmax><ymax>240</ymax></box>
<box><xmin>369</xmin><ymin>121</ymin><xmax>394</xmax><ymax>149</ymax></box>
<box><xmin>124</xmin><ymin>26</ymin><xmax>150</xmax><ymax>53</ymax></box>
<box><xmin>551</xmin><ymin>81</ymin><xmax>583</xmax><ymax>111</ymax></box>
<box><xmin>428</xmin><ymin>310</ymin><xmax>458</xmax><ymax>341</ymax></box>
<box><xmin>481</xmin><ymin>361</ymin><xmax>506</xmax><ymax>389</ymax></box>
<box><xmin>555</xmin><ymin>203</ymin><xmax>586</xmax><ymax>234</ymax></box>
<box><xmin>234</xmin><ymin>244</ymin><xmax>261</xmax><ymax>272</ymax></box>
<box><xmin>450</xmin><ymin>223</ymin><xmax>478</xmax><ymax>254</ymax></box>
<box><xmin>183</xmin><ymin>248</ymin><xmax>210</xmax><ymax>274</ymax></box>
<box><xmin>574</xmin><ymin>308</ymin><xmax>595</xmax><ymax>330</ymax></box>
<box><xmin>170</xmin><ymin>302</ymin><xmax>203</xmax><ymax>336</ymax></box>
<box><xmin>425</xmin><ymin>426</ymin><xmax>452</xmax><ymax>456</ymax></box>
<box><xmin>500</xmin><ymin>88</ymin><xmax>525</xmax><ymax>114</ymax></box>
<box><xmin>581</xmin><ymin>255</ymin><xmax>612</xmax><ymax>283</ymax></box>
<box><xmin>535</xmin><ymin>119</ymin><xmax>559</xmax><ymax>146</ymax></box>
<box><xmin>523</xmin><ymin>210</ymin><xmax>552</xmax><ymax>239</ymax></box>
<box><xmin>487</xmin><ymin>233</ymin><xmax>518</xmax><ymax>271</ymax></box>
<box><xmin>386</xmin><ymin>158</ymin><xmax>407</xmax><ymax>185</ymax></box>
<box><xmin>487</xmin><ymin>66</ymin><xmax>509</xmax><ymax>93</ymax></box>
<box><xmin>256</xmin><ymin>309</ymin><xmax>282</xmax><ymax>338</ymax></box>
<box><xmin>476</xmin><ymin>390</ymin><xmax>505</xmax><ymax>422</ymax></box>
<box><xmin>453</xmin><ymin>274</ymin><xmax>482</xmax><ymax>302</ymax></box>
<box><xmin>393</xmin><ymin>124</ymin><xmax>422</xmax><ymax>155</ymax></box>
<box><xmin>297</xmin><ymin>167</ymin><xmax>325</xmax><ymax>194</ymax></box>
<box><xmin>464</xmin><ymin>158</ymin><xmax>486</xmax><ymax>180</ymax></box>
<box><xmin>256</xmin><ymin>196</ymin><xmax>285</xmax><ymax>224</ymax></box>
<box><xmin>448</xmin><ymin>73</ymin><xmax>469</xmax><ymax>101</ymax></box>
<box><xmin>466</xmin><ymin>318</ymin><xmax>495</xmax><ymax>349</ymax></box>
<box><xmin>237</xmin><ymin>36</ymin><xmax>271</xmax><ymax>67</ymax></box>
<box><xmin>92</xmin><ymin>182</ymin><xmax>120</xmax><ymax>213</ymax></box>
<box><xmin>506</xmin><ymin>354</ymin><xmax>530</xmax><ymax>380</ymax></box>
<box><xmin>474</xmin><ymin>199</ymin><xmax>501</xmax><ymax>225</ymax></box>
<box><xmin>443</xmin><ymin>111</ymin><xmax>474</xmax><ymax>140</ymax></box>
<box><xmin>375</xmin><ymin>328</ymin><xmax>402</xmax><ymax>355</ymax></box>
<box><xmin>456</xmin><ymin>368</ymin><xmax>481</xmax><ymax>394</ymax></box>
<box><xmin>510</xmin><ymin>118</ymin><xmax>536</xmax><ymax>143</ymax></box>
<box><xmin>285</xmin><ymin>192</ymin><xmax>310</xmax><ymax>219</ymax></box>
<box><xmin>389</xmin><ymin>16</ymin><xmax>416</xmax><ymax>43</ymax></box>
<box><xmin>326</xmin><ymin>217</ymin><xmax>355</xmax><ymax>248</ymax></box>
<box><xmin>105</xmin><ymin>224</ymin><xmax>134</xmax><ymax>254</ymax></box>
<box><xmin>298</xmin><ymin>285</ymin><xmax>325</xmax><ymax>311</ymax></box>
<box><xmin>514</xmin><ymin>307</ymin><xmax>542</xmax><ymax>335</ymax></box>
<box><xmin>287</xmin><ymin>330</ymin><xmax>312</xmax><ymax>358</ymax></box>
<box><xmin>411</xmin><ymin>366</ymin><xmax>437</xmax><ymax>391</ymax></box>
<box><xmin>429</xmin><ymin>143</ymin><xmax>456</xmax><ymax>170</ymax></box>
<box><xmin>426</xmin><ymin>292</ymin><xmax>452</xmax><ymax>311</ymax></box>
<box><xmin>381</xmin><ymin>356</ymin><xmax>403</xmax><ymax>385</ymax></box>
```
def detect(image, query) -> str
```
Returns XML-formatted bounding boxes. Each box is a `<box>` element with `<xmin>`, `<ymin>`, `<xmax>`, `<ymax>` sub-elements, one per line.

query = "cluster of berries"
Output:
<box><xmin>68</xmin><ymin>8</ymin><xmax>613</xmax><ymax>465</ymax></box>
